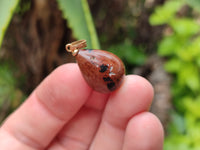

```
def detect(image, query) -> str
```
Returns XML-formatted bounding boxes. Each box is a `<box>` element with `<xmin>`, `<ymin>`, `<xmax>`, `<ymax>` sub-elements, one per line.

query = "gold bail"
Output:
<box><xmin>65</xmin><ymin>40</ymin><xmax>87</xmax><ymax>56</ymax></box>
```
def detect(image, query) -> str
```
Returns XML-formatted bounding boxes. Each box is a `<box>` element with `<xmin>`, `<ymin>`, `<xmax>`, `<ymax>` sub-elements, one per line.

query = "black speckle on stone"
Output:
<box><xmin>107</xmin><ymin>82</ymin><xmax>116</xmax><ymax>91</ymax></box>
<box><xmin>103</xmin><ymin>77</ymin><xmax>113</xmax><ymax>82</ymax></box>
<box><xmin>99</xmin><ymin>64</ymin><xmax>108</xmax><ymax>73</ymax></box>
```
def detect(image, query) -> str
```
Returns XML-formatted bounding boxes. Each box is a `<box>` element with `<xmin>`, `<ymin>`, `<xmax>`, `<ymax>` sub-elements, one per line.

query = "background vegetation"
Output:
<box><xmin>0</xmin><ymin>0</ymin><xmax>200</xmax><ymax>149</ymax></box>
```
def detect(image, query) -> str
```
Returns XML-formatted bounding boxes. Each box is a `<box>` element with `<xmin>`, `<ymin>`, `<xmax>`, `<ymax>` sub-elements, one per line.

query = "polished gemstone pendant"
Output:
<box><xmin>66</xmin><ymin>40</ymin><xmax>125</xmax><ymax>93</ymax></box>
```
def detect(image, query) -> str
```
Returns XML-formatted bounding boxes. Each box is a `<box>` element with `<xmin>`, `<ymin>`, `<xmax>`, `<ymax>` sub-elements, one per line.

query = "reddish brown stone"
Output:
<box><xmin>76</xmin><ymin>49</ymin><xmax>125</xmax><ymax>93</ymax></box>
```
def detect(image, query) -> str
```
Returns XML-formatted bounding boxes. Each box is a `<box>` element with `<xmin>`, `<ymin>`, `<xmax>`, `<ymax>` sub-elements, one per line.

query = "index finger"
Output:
<box><xmin>0</xmin><ymin>63</ymin><xmax>92</xmax><ymax>149</ymax></box>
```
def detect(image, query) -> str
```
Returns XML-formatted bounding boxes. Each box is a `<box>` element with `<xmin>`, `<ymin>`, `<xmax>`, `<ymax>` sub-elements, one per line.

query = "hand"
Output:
<box><xmin>0</xmin><ymin>64</ymin><xmax>164</xmax><ymax>150</ymax></box>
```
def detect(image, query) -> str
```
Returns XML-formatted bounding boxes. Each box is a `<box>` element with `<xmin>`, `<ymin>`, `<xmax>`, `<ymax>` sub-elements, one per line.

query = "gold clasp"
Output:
<box><xmin>65</xmin><ymin>40</ymin><xmax>87</xmax><ymax>56</ymax></box>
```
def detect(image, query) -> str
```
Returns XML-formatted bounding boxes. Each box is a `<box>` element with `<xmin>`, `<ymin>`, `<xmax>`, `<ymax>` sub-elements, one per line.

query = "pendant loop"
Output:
<box><xmin>65</xmin><ymin>40</ymin><xmax>87</xmax><ymax>56</ymax></box>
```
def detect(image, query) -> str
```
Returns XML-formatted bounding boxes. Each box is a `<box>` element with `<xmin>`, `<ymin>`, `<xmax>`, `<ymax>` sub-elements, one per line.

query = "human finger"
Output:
<box><xmin>122</xmin><ymin>112</ymin><xmax>164</xmax><ymax>150</ymax></box>
<box><xmin>0</xmin><ymin>64</ymin><xmax>92</xmax><ymax>150</ymax></box>
<box><xmin>89</xmin><ymin>75</ymin><xmax>154</xmax><ymax>150</ymax></box>
<box><xmin>48</xmin><ymin>90</ymin><xmax>110</xmax><ymax>150</ymax></box>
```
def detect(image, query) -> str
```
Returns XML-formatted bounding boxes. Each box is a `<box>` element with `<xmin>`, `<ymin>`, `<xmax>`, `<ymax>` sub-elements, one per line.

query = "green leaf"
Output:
<box><xmin>108</xmin><ymin>40</ymin><xmax>146</xmax><ymax>65</ymax></box>
<box><xmin>0</xmin><ymin>0</ymin><xmax>20</xmax><ymax>48</ymax></box>
<box><xmin>0</xmin><ymin>63</ymin><xmax>17</xmax><ymax>105</ymax></box>
<box><xmin>171</xmin><ymin>112</ymin><xmax>186</xmax><ymax>134</ymax></box>
<box><xmin>177</xmin><ymin>37</ymin><xmax>200</xmax><ymax>62</ymax></box>
<box><xmin>164</xmin><ymin>135</ymin><xmax>191</xmax><ymax>150</ymax></box>
<box><xmin>196</xmin><ymin>56</ymin><xmax>200</xmax><ymax>67</ymax></box>
<box><xmin>184</xmin><ymin>98</ymin><xmax>200</xmax><ymax>118</ymax></box>
<box><xmin>158</xmin><ymin>35</ymin><xmax>183</xmax><ymax>56</ymax></box>
<box><xmin>184</xmin><ymin>111</ymin><xmax>200</xmax><ymax>147</ymax></box>
<box><xmin>178</xmin><ymin>63</ymin><xmax>200</xmax><ymax>92</ymax></box>
<box><xmin>0</xmin><ymin>62</ymin><xmax>25</xmax><ymax>123</ymax></box>
<box><xmin>170</xmin><ymin>18</ymin><xmax>200</xmax><ymax>37</ymax></box>
<box><xmin>149</xmin><ymin>0</ymin><xmax>183</xmax><ymax>25</ymax></box>
<box><xmin>56</xmin><ymin>0</ymin><xmax>100</xmax><ymax>49</ymax></box>
<box><xmin>185</xmin><ymin>0</ymin><xmax>200</xmax><ymax>13</ymax></box>
<box><xmin>164</xmin><ymin>58</ymin><xmax>182</xmax><ymax>73</ymax></box>
<box><xmin>124</xmin><ymin>46</ymin><xmax>146</xmax><ymax>65</ymax></box>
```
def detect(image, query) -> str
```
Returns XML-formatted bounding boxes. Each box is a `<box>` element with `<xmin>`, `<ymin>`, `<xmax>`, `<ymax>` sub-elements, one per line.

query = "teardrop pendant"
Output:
<box><xmin>66</xmin><ymin>40</ymin><xmax>125</xmax><ymax>93</ymax></box>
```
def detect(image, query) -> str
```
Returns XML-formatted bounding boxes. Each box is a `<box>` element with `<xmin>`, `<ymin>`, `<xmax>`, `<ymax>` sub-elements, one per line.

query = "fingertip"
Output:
<box><xmin>107</xmin><ymin>75</ymin><xmax>154</xmax><ymax>117</ymax></box>
<box><xmin>119</xmin><ymin>75</ymin><xmax>154</xmax><ymax>106</ymax></box>
<box><xmin>127</xmin><ymin>75</ymin><xmax>154</xmax><ymax>110</ymax></box>
<box><xmin>124</xmin><ymin>112</ymin><xmax>164</xmax><ymax>150</ymax></box>
<box><xmin>127</xmin><ymin>112</ymin><xmax>164</xmax><ymax>139</ymax></box>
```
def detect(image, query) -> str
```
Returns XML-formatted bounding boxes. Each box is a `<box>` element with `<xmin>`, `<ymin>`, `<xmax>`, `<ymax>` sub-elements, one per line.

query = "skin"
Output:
<box><xmin>0</xmin><ymin>63</ymin><xmax>164</xmax><ymax>150</ymax></box>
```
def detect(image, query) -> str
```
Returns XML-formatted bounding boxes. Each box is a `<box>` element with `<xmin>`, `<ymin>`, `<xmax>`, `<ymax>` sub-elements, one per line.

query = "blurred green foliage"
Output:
<box><xmin>0</xmin><ymin>62</ymin><xmax>24</xmax><ymax>123</ymax></box>
<box><xmin>108</xmin><ymin>39</ymin><xmax>146</xmax><ymax>68</ymax></box>
<box><xmin>185</xmin><ymin>0</ymin><xmax>200</xmax><ymax>13</ymax></box>
<box><xmin>150</xmin><ymin>0</ymin><xmax>200</xmax><ymax>149</ymax></box>
<box><xmin>0</xmin><ymin>0</ymin><xmax>100</xmax><ymax>49</ymax></box>
<box><xmin>0</xmin><ymin>0</ymin><xmax>20</xmax><ymax>48</ymax></box>
<box><xmin>57</xmin><ymin>0</ymin><xmax>100</xmax><ymax>49</ymax></box>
